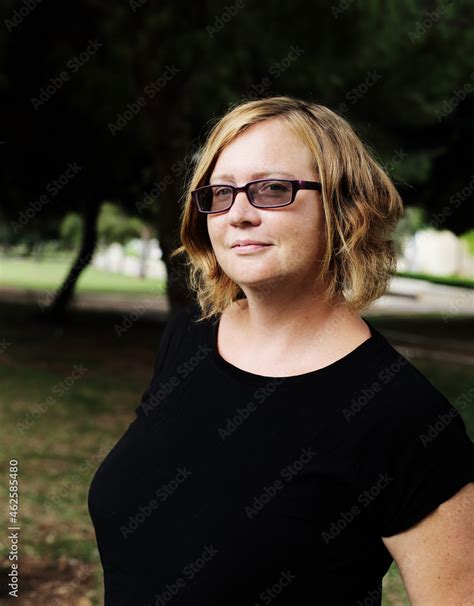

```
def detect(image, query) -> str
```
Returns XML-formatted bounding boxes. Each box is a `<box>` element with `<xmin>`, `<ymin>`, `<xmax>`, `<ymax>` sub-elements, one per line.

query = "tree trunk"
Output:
<box><xmin>160</xmin><ymin>229</ymin><xmax>193</xmax><ymax>312</ymax></box>
<box><xmin>131</xmin><ymin>40</ymin><xmax>196</xmax><ymax>315</ymax></box>
<box><xmin>138</xmin><ymin>225</ymin><xmax>152</xmax><ymax>279</ymax></box>
<box><xmin>155</xmin><ymin>140</ymin><xmax>196</xmax><ymax>313</ymax></box>
<box><xmin>140</xmin><ymin>107</ymin><xmax>194</xmax><ymax>314</ymax></box>
<box><xmin>45</xmin><ymin>200</ymin><xmax>100</xmax><ymax>320</ymax></box>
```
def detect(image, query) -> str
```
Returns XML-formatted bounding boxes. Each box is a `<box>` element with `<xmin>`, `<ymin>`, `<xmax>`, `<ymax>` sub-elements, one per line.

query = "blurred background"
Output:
<box><xmin>0</xmin><ymin>0</ymin><xmax>473</xmax><ymax>603</ymax></box>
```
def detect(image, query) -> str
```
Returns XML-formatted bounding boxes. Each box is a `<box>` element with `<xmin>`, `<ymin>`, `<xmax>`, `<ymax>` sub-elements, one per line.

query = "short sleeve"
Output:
<box><xmin>134</xmin><ymin>305</ymin><xmax>192</xmax><ymax>418</ymax></box>
<box><xmin>355</xmin><ymin>378</ymin><xmax>474</xmax><ymax>538</ymax></box>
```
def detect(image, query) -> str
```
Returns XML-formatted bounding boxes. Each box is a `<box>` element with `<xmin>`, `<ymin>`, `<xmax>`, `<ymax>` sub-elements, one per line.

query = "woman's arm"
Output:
<box><xmin>382</xmin><ymin>482</ymin><xmax>474</xmax><ymax>605</ymax></box>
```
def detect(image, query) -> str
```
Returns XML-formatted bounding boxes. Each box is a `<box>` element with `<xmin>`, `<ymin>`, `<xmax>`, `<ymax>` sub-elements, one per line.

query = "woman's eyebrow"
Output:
<box><xmin>210</xmin><ymin>171</ymin><xmax>297</xmax><ymax>182</ymax></box>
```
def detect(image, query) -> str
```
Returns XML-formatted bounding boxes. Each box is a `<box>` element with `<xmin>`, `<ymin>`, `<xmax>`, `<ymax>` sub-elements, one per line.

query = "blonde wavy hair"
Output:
<box><xmin>171</xmin><ymin>95</ymin><xmax>404</xmax><ymax>322</ymax></box>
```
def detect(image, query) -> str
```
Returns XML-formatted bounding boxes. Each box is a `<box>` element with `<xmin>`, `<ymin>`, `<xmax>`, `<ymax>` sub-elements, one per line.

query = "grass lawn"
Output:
<box><xmin>0</xmin><ymin>302</ymin><xmax>472</xmax><ymax>605</ymax></box>
<box><xmin>0</xmin><ymin>256</ymin><xmax>166</xmax><ymax>296</ymax></box>
<box><xmin>396</xmin><ymin>270</ymin><xmax>474</xmax><ymax>289</ymax></box>
<box><xmin>0</xmin><ymin>302</ymin><xmax>164</xmax><ymax>604</ymax></box>
<box><xmin>368</xmin><ymin>314</ymin><xmax>474</xmax><ymax>439</ymax></box>
<box><xmin>2</xmin><ymin>257</ymin><xmax>474</xmax><ymax>299</ymax></box>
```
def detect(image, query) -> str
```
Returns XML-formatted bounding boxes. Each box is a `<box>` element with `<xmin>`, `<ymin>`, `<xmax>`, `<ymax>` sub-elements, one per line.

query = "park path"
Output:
<box><xmin>1</xmin><ymin>277</ymin><xmax>473</xmax><ymax>365</ymax></box>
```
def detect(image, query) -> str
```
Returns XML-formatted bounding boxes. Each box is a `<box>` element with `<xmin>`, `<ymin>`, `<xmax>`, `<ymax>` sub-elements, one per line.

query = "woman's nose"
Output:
<box><xmin>227</xmin><ymin>192</ymin><xmax>258</xmax><ymax>223</ymax></box>
<box><xmin>228</xmin><ymin>190</ymin><xmax>256</xmax><ymax>216</ymax></box>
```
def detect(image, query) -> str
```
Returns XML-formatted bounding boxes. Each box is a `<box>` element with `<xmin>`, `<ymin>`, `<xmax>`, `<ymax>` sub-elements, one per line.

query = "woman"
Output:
<box><xmin>88</xmin><ymin>96</ymin><xmax>474</xmax><ymax>605</ymax></box>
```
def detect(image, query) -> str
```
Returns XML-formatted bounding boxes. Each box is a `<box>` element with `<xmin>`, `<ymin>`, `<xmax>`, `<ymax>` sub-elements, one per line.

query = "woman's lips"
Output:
<box><xmin>232</xmin><ymin>243</ymin><xmax>272</xmax><ymax>253</ymax></box>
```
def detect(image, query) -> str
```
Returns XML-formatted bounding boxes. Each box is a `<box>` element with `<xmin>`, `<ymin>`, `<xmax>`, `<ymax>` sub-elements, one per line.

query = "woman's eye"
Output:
<box><xmin>261</xmin><ymin>183</ymin><xmax>286</xmax><ymax>192</ymax></box>
<box><xmin>215</xmin><ymin>188</ymin><xmax>232</xmax><ymax>197</ymax></box>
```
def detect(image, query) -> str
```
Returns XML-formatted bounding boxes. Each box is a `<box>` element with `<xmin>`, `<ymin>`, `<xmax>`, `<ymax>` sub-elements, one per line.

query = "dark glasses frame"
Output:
<box><xmin>191</xmin><ymin>179</ymin><xmax>322</xmax><ymax>214</ymax></box>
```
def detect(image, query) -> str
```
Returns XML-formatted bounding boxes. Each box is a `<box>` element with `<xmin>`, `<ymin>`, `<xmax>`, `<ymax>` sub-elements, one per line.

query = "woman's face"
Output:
<box><xmin>207</xmin><ymin>117</ymin><xmax>326</xmax><ymax>296</ymax></box>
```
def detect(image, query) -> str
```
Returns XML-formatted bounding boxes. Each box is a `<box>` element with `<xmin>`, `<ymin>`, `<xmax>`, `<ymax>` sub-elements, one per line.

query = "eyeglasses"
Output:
<box><xmin>191</xmin><ymin>179</ymin><xmax>322</xmax><ymax>214</ymax></box>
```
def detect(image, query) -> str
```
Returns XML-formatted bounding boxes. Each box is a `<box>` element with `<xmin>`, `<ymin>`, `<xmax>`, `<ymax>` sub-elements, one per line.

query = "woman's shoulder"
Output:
<box><xmin>347</xmin><ymin>324</ymin><xmax>465</xmax><ymax>431</ymax></box>
<box><xmin>165</xmin><ymin>301</ymin><xmax>209</xmax><ymax>332</ymax></box>
<box><xmin>148</xmin><ymin>303</ymin><xmax>202</xmax><ymax>374</ymax></box>
<box><xmin>347</xmin><ymin>335</ymin><xmax>474</xmax><ymax>537</ymax></box>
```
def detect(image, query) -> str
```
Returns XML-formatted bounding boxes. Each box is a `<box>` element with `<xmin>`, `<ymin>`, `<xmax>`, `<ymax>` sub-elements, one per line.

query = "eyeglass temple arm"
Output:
<box><xmin>294</xmin><ymin>180</ymin><xmax>322</xmax><ymax>191</ymax></box>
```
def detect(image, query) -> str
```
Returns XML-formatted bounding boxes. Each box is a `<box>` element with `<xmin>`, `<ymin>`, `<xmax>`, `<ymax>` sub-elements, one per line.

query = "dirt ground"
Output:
<box><xmin>0</xmin><ymin>555</ymin><xmax>99</xmax><ymax>605</ymax></box>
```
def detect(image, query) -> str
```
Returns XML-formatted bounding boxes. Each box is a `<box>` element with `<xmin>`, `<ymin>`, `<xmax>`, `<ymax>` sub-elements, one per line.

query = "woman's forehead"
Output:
<box><xmin>212</xmin><ymin>128</ymin><xmax>314</xmax><ymax>178</ymax></box>
<box><xmin>210</xmin><ymin>170</ymin><xmax>298</xmax><ymax>182</ymax></box>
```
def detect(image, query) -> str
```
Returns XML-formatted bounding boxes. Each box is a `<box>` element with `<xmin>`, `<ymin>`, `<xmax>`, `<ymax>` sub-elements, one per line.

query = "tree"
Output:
<box><xmin>1</xmin><ymin>0</ymin><xmax>473</xmax><ymax>319</ymax></box>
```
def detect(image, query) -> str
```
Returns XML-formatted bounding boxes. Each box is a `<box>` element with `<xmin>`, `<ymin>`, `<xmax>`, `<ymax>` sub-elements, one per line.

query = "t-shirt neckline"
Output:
<box><xmin>206</xmin><ymin>313</ymin><xmax>385</xmax><ymax>386</ymax></box>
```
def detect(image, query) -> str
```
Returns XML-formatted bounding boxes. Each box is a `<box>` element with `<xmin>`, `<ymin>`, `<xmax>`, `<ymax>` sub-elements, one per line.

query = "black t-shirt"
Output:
<box><xmin>87</xmin><ymin>303</ymin><xmax>474</xmax><ymax>605</ymax></box>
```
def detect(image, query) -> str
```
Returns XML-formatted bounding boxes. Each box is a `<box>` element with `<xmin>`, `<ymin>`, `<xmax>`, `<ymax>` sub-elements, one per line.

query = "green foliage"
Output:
<box><xmin>392</xmin><ymin>206</ymin><xmax>428</xmax><ymax>256</ymax></box>
<box><xmin>59</xmin><ymin>213</ymin><xmax>82</xmax><ymax>250</ymax></box>
<box><xmin>0</xmin><ymin>257</ymin><xmax>166</xmax><ymax>294</ymax></box>
<box><xmin>97</xmin><ymin>202</ymin><xmax>144</xmax><ymax>245</ymax></box>
<box><xmin>460</xmin><ymin>229</ymin><xmax>474</xmax><ymax>255</ymax></box>
<box><xmin>394</xmin><ymin>205</ymin><xmax>428</xmax><ymax>236</ymax></box>
<box><xmin>58</xmin><ymin>203</ymin><xmax>146</xmax><ymax>249</ymax></box>
<box><xmin>396</xmin><ymin>270</ymin><xmax>474</xmax><ymax>289</ymax></box>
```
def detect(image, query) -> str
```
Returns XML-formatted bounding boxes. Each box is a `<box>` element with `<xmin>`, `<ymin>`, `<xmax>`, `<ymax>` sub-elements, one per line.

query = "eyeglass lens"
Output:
<box><xmin>196</xmin><ymin>180</ymin><xmax>293</xmax><ymax>212</ymax></box>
